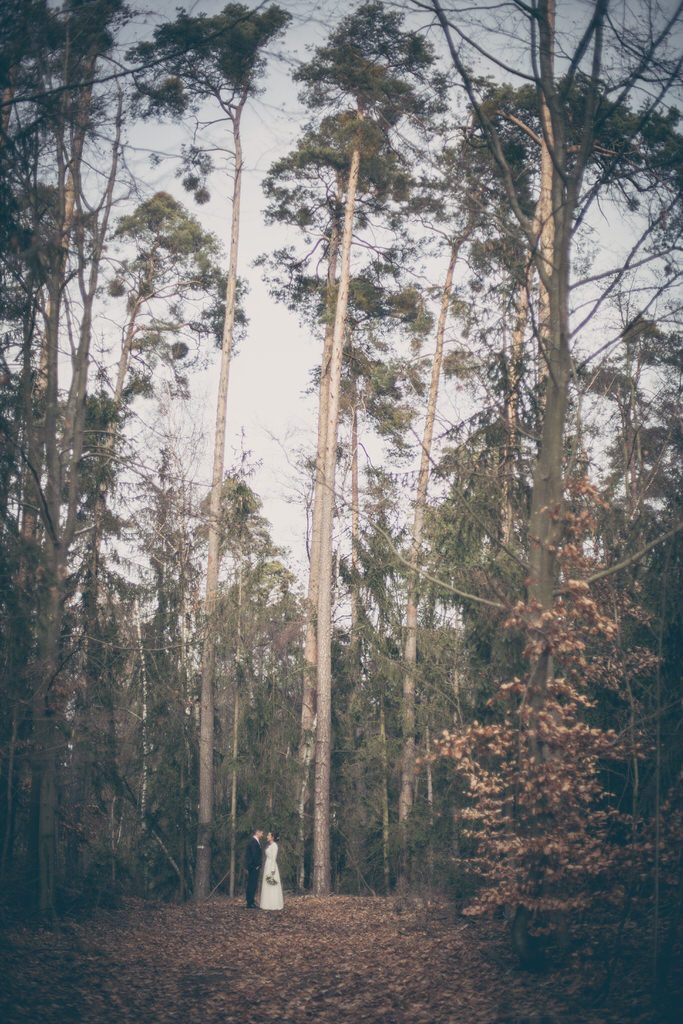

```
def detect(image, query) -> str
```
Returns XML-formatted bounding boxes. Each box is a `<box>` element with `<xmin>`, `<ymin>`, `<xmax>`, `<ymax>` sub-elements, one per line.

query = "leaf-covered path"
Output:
<box><xmin>0</xmin><ymin>896</ymin><xmax>667</xmax><ymax>1023</ymax></box>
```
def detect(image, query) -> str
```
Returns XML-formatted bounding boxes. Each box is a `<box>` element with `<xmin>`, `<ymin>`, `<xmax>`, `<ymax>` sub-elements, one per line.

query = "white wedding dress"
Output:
<box><xmin>259</xmin><ymin>841</ymin><xmax>284</xmax><ymax>910</ymax></box>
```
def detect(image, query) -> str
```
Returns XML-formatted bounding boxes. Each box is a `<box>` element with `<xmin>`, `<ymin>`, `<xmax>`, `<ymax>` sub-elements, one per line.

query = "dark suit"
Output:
<box><xmin>245</xmin><ymin>835</ymin><xmax>262</xmax><ymax>907</ymax></box>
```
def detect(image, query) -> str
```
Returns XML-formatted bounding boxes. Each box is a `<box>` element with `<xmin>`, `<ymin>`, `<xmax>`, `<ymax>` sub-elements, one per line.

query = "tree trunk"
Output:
<box><xmin>514</xmin><ymin>0</ymin><xmax>580</xmax><ymax>962</ymax></box>
<box><xmin>380</xmin><ymin>701</ymin><xmax>391</xmax><ymax>894</ymax></box>
<box><xmin>30</xmin><ymin>80</ymin><xmax>120</xmax><ymax>914</ymax></box>
<box><xmin>1</xmin><ymin>708</ymin><xmax>19</xmax><ymax>880</ymax></box>
<box><xmin>425</xmin><ymin>722</ymin><xmax>434</xmax><ymax>883</ymax></box>
<box><xmin>32</xmin><ymin>575</ymin><xmax>61</xmax><ymax>917</ymax></box>
<box><xmin>347</xmin><ymin>370</ymin><xmax>363</xmax><ymax>707</ymax></box>
<box><xmin>135</xmin><ymin>601</ymin><xmax>150</xmax><ymax>890</ymax></box>
<box><xmin>32</xmin><ymin>244</ymin><xmax>67</xmax><ymax>912</ymax></box>
<box><xmin>350</xmin><ymin>385</ymin><xmax>360</xmax><ymax>655</ymax></box>
<box><xmin>527</xmin><ymin>21</ymin><xmax>568</xmax><ymax>622</ymax></box>
<box><xmin>502</xmin><ymin>282</ymin><xmax>528</xmax><ymax>545</ymax></box>
<box><xmin>1</xmin><ymin>77</ymin><xmax>14</xmax><ymax>136</ymax></box>
<box><xmin>312</xmin><ymin>137</ymin><xmax>362</xmax><ymax>896</ymax></box>
<box><xmin>228</xmin><ymin>688</ymin><xmax>239</xmax><ymax>898</ymax></box>
<box><xmin>179</xmin><ymin>596</ymin><xmax>191</xmax><ymax>900</ymax></box>
<box><xmin>196</xmin><ymin>109</ymin><xmax>244</xmax><ymax>900</ymax></box>
<box><xmin>430</xmin><ymin>0</ymin><xmax>609</xmax><ymax>965</ymax></box>
<box><xmin>229</xmin><ymin>559</ymin><xmax>243</xmax><ymax>898</ymax></box>
<box><xmin>536</xmin><ymin>87</ymin><xmax>555</xmax><ymax>394</ymax></box>
<box><xmin>398</xmin><ymin>242</ymin><xmax>458</xmax><ymax>868</ymax></box>
<box><xmin>297</xmin><ymin>202</ymin><xmax>341</xmax><ymax>890</ymax></box>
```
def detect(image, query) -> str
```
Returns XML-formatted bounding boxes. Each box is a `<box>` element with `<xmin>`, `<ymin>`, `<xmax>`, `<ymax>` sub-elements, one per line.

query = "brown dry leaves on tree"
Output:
<box><xmin>0</xmin><ymin>895</ymin><xmax>666</xmax><ymax>1023</ymax></box>
<box><xmin>431</xmin><ymin>481</ymin><xmax>679</xmax><ymax>929</ymax></box>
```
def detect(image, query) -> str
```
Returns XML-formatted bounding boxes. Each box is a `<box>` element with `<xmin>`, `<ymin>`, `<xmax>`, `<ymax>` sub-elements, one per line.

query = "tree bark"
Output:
<box><xmin>527</xmin><ymin>0</ymin><xmax>571</xmax><ymax>618</ymax></box>
<box><xmin>350</xmin><ymin>383</ymin><xmax>360</xmax><ymax>652</ymax></box>
<box><xmin>297</xmin><ymin>202</ymin><xmax>341</xmax><ymax>890</ymax></box>
<box><xmin>134</xmin><ymin>600</ymin><xmax>150</xmax><ymax>892</ymax></box>
<box><xmin>399</xmin><ymin>241</ymin><xmax>458</xmax><ymax>865</ymax></box>
<box><xmin>536</xmin><ymin>80</ymin><xmax>555</xmax><ymax>393</ymax></box>
<box><xmin>32</xmin><ymin>579</ymin><xmax>60</xmax><ymax>916</ymax></box>
<box><xmin>502</xmin><ymin>282</ymin><xmax>528</xmax><ymax>545</ymax></box>
<box><xmin>0</xmin><ymin>708</ymin><xmax>19</xmax><ymax>880</ymax></box>
<box><xmin>30</xmin><ymin>62</ymin><xmax>119</xmax><ymax>916</ymax></box>
<box><xmin>312</xmin><ymin>136</ymin><xmax>362</xmax><ymax>896</ymax></box>
<box><xmin>516</xmin><ymin>0</ymin><xmax>584</xmax><ymax>959</ymax></box>
<box><xmin>195</xmin><ymin>107</ymin><xmax>244</xmax><ymax>900</ymax></box>
<box><xmin>426</xmin><ymin>722</ymin><xmax>435</xmax><ymax>883</ymax></box>
<box><xmin>228</xmin><ymin>559</ymin><xmax>243</xmax><ymax>898</ymax></box>
<box><xmin>179</xmin><ymin>594</ymin><xmax>191</xmax><ymax>900</ymax></box>
<box><xmin>380</xmin><ymin>701</ymin><xmax>391</xmax><ymax>894</ymax></box>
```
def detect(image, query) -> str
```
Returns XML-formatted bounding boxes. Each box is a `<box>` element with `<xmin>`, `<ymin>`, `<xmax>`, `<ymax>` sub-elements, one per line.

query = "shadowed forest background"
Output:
<box><xmin>1</xmin><ymin>0</ymin><xmax>682</xmax><ymax>1020</ymax></box>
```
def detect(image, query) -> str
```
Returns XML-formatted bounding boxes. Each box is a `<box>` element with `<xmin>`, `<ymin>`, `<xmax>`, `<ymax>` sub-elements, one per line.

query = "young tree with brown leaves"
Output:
<box><xmin>424</xmin><ymin>0</ymin><xmax>683</xmax><ymax>956</ymax></box>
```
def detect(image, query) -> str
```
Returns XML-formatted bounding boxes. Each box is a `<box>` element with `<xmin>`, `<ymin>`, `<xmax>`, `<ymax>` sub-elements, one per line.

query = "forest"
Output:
<box><xmin>1</xmin><ymin>1</ymin><xmax>682</xmax><ymax>1021</ymax></box>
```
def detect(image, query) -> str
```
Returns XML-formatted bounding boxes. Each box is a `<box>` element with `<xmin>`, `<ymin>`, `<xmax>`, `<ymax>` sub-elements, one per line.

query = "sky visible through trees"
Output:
<box><xmin>117</xmin><ymin>0</ymin><xmax>674</xmax><ymax>572</ymax></box>
<box><xmin>1</xmin><ymin>1</ymin><xmax>682</xmax><ymax>1020</ymax></box>
<box><xmin>117</xmin><ymin>1</ymin><xmax>339</xmax><ymax>573</ymax></box>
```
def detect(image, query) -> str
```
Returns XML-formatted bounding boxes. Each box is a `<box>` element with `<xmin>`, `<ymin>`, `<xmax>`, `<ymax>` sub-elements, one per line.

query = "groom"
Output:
<box><xmin>245</xmin><ymin>828</ymin><xmax>264</xmax><ymax>909</ymax></box>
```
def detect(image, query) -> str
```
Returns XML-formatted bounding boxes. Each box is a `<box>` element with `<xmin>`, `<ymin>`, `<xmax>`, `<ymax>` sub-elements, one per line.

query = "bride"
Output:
<box><xmin>259</xmin><ymin>830</ymin><xmax>284</xmax><ymax>911</ymax></box>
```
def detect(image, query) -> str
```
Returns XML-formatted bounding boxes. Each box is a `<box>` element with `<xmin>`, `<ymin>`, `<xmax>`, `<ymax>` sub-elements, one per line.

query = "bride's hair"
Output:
<box><xmin>270</xmin><ymin>830</ymin><xmax>280</xmax><ymax>842</ymax></box>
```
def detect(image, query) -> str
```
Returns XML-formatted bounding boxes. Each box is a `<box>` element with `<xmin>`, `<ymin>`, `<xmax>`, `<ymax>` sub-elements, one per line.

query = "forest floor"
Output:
<box><xmin>0</xmin><ymin>894</ymin><xmax>677</xmax><ymax>1023</ymax></box>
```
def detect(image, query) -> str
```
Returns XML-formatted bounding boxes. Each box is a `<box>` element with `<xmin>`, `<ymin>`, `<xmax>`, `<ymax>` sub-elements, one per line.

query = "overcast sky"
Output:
<box><xmin>113</xmin><ymin>0</ymin><xmax>678</xmax><ymax>580</ymax></box>
<box><xmin>119</xmin><ymin>1</ymin><xmax>351</xmax><ymax>576</ymax></box>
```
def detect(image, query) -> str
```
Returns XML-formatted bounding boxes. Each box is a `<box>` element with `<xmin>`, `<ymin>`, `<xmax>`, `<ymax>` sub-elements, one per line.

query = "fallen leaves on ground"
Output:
<box><xmin>0</xmin><ymin>895</ymin><xmax>670</xmax><ymax>1023</ymax></box>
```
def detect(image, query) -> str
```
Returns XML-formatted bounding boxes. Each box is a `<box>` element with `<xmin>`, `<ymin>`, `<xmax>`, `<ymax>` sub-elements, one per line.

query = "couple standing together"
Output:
<box><xmin>245</xmin><ymin>829</ymin><xmax>283</xmax><ymax>911</ymax></box>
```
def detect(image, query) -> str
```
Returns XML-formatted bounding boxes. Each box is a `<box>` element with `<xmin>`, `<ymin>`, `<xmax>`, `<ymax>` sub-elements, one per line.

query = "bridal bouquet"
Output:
<box><xmin>265</xmin><ymin>873</ymin><xmax>277</xmax><ymax>886</ymax></box>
